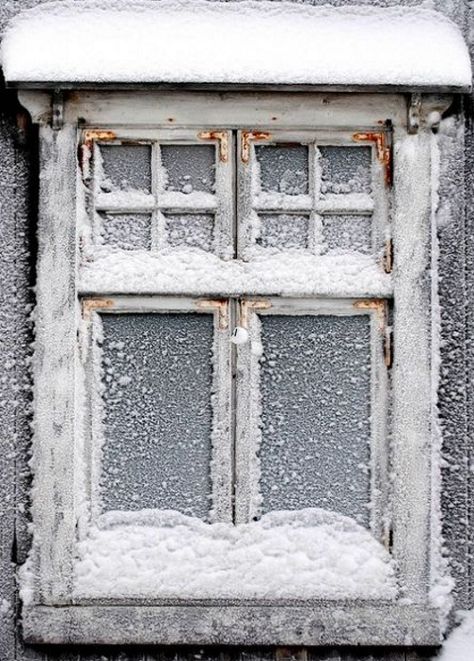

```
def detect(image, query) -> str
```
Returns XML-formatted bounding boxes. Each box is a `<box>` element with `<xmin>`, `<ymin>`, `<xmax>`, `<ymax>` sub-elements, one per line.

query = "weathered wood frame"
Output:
<box><xmin>19</xmin><ymin>90</ymin><xmax>446</xmax><ymax>645</ymax></box>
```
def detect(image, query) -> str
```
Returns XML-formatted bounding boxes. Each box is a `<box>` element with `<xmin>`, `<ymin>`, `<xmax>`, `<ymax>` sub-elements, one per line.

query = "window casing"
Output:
<box><xmin>20</xmin><ymin>90</ymin><xmax>443</xmax><ymax>645</ymax></box>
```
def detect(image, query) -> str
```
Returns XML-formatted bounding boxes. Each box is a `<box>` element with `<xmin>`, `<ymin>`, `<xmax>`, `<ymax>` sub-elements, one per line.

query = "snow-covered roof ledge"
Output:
<box><xmin>1</xmin><ymin>0</ymin><xmax>472</xmax><ymax>92</ymax></box>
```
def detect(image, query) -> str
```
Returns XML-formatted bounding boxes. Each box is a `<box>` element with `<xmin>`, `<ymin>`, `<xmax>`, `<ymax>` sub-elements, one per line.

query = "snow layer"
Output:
<box><xmin>2</xmin><ymin>0</ymin><xmax>471</xmax><ymax>88</ymax></box>
<box><xmin>438</xmin><ymin>610</ymin><xmax>474</xmax><ymax>661</ymax></box>
<box><xmin>79</xmin><ymin>250</ymin><xmax>392</xmax><ymax>297</ymax></box>
<box><xmin>74</xmin><ymin>508</ymin><xmax>397</xmax><ymax>600</ymax></box>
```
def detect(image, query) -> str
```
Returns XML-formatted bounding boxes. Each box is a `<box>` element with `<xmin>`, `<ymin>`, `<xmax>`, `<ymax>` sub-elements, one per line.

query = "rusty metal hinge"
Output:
<box><xmin>383</xmin><ymin>238</ymin><xmax>393</xmax><ymax>274</ymax></box>
<box><xmin>196</xmin><ymin>299</ymin><xmax>229</xmax><ymax>330</ymax></box>
<box><xmin>198</xmin><ymin>130</ymin><xmax>229</xmax><ymax>163</ymax></box>
<box><xmin>82</xmin><ymin>298</ymin><xmax>114</xmax><ymax>320</ymax></box>
<box><xmin>241</xmin><ymin>131</ymin><xmax>271</xmax><ymax>163</ymax></box>
<box><xmin>353</xmin><ymin>130</ymin><xmax>392</xmax><ymax>187</ymax></box>
<box><xmin>239</xmin><ymin>299</ymin><xmax>272</xmax><ymax>328</ymax></box>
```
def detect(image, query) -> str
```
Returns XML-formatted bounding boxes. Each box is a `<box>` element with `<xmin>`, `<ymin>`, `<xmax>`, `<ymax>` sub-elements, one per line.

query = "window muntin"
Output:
<box><xmin>84</xmin><ymin>129</ymin><xmax>234</xmax><ymax>260</ymax></box>
<box><xmin>237</xmin><ymin>130</ymin><xmax>389</xmax><ymax>262</ymax></box>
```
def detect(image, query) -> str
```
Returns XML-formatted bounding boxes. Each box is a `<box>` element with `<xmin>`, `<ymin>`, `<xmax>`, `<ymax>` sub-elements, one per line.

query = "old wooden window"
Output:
<box><xmin>19</xmin><ymin>90</ymin><xmax>443</xmax><ymax>646</ymax></box>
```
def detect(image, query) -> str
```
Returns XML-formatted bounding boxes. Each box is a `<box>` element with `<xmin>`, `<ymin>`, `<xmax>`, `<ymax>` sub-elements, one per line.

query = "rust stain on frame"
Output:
<box><xmin>196</xmin><ymin>299</ymin><xmax>229</xmax><ymax>330</ymax></box>
<box><xmin>241</xmin><ymin>131</ymin><xmax>271</xmax><ymax>163</ymax></box>
<box><xmin>352</xmin><ymin>130</ymin><xmax>392</xmax><ymax>187</ymax></box>
<box><xmin>198</xmin><ymin>130</ymin><xmax>229</xmax><ymax>162</ymax></box>
<box><xmin>80</xmin><ymin>129</ymin><xmax>116</xmax><ymax>174</ymax></box>
<box><xmin>82</xmin><ymin>298</ymin><xmax>114</xmax><ymax>320</ymax></box>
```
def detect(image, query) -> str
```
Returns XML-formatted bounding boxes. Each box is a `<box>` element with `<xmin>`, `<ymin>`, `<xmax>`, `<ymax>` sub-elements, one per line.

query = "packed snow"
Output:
<box><xmin>438</xmin><ymin>610</ymin><xmax>474</xmax><ymax>661</ymax></box>
<box><xmin>74</xmin><ymin>509</ymin><xmax>397</xmax><ymax>600</ymax></box>
<box><xmin>79</xmin><ymin>251</ymin><xmax>392</xmax><ymax>297</ymax></box>
<box><xmin>2</xmin><ymin>1</ymin><xmax>471</xmax><ymax>88</ymax></box>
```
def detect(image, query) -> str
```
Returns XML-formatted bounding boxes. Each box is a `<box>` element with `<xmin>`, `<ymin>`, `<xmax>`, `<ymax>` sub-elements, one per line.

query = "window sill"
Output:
<box><xmin>23</xmin><ymin>603</ymin><xmax>441</xmax><ymax>646</ymax></box>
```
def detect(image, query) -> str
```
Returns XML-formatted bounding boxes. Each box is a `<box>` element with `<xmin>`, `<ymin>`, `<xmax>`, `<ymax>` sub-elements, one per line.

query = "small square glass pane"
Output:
<box><xmin>322</xmin><ymin>214</ymin><xmax>372</xmax><ymax>254</ymax></box>
<box><xmin>99</xmin><ymin>312</ymin><xmax>214</xmax><ymax>519</ymax></box>
<box><xmin>99</xmin><ymin>213</ymin><xmax>152</xmax><ymax>251</ymax></box>
<box><xmin>256</xmin><ymin>144</ymin><xmax>309</xmax><ymax>195</ymax></box>
<box><xmin>319</xmin><ymin>146</ymin><xmax>372</xmax><ymax>195</ymax></box>
<box><xmin>161</xmin><ymin>145</ymin><xmax>215</xmax><ymax>193</ymax></box>
<box><xmin>98</xmin><ymin>144</ymin><xmax>152</xmax><ymax>193</ymax></box>
<box><xmin>258</xmin><ymin>314</ymin><xmax>371</xmax><ymax>527</ymax></box>
<box><xmin>165</xmin><ymin>214</ymin><xmax>214</xmax><ymax>252</ymax></box>
<box><xmin>257</xmin><ymin>214</ymin><xmax>309</xmax><ymax>250</ymax></box>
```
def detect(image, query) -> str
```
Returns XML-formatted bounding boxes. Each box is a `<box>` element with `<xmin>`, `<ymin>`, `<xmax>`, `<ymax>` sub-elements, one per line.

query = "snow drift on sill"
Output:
<box><xmin>74</xmin><ymin>508</ymin><xmax>397</xmax><ymax>600</ymax></box>
<box><xmin>438</xmin><ymin>610</ymin><xmax>474</xmax><ymax>661</ymax></box>
<box><xmin>79</xmin><ymin>250</ymin><xmax>392</xmax><ymax>297</ymax></box>
<box><xmin>1</xmin><ymin>0</ymin><xmax>471</xmax><ymax>89</ymax></box>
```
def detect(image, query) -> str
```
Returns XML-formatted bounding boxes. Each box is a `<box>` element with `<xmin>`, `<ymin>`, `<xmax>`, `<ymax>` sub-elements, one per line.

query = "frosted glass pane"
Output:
<box><xmin>98</xmin><ymin>144</ymin><xmax>152</xmax><ymax>193</ymax></box>
<box><xmin>256</xmin><ymin>145</ymin><xmax>309</xmax><ymax>195</ymax></box>
<box><xmin>322</xmin><ymin>214</ymin><xmax>372</xmax><ymax>253</ymax></box>
<box><xmin>258</xmin><ymin>214</ymin><xmax>309</xmax><ymax>250</ymax></box>
<box><xmin>99</xmin><ymin>313</ymin><xmax>214</xmax><ymax>518</ymax></box>
<box><xmin>319</xmin><ymin>146</ymin><xmax>372</xmax><ymax>195</ymax></box>
<box><xmin>165</xmin><ymin>214</ymin><xmax>214</xmax><ymax>251</ymax></box>
<box><xmin>161</xmin><ymin>145</ymin><xmax>215</xmax><ymax>193</ymax></box>
<box><xmin>99</xmin><ymin>213</ymin><xmax>152</xmax><ymax>250</ymax></box>
<box><xmin>259</xmin><ymin>314</ymin><xmax>371</xmax><ymax>526</ymax></box>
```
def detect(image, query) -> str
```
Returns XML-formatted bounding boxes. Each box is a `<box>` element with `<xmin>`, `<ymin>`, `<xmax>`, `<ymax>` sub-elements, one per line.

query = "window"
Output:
<box><xmin>21</xmin><ymin>91</ymin><xmax>442</xmax><ymax>645</ymax></box>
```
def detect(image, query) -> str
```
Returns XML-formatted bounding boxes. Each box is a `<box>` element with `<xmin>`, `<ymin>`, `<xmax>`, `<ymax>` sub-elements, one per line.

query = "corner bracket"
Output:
<box><xmin>408</xmin><ymin>93</ymin><xmax>422</xmax><ymax>135</ymax></box>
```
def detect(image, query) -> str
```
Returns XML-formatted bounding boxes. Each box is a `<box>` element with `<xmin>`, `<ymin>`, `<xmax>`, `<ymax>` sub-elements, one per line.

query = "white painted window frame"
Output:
<box><xmin>19</xmin><ymin>89</ymin><xmax>447</xmax><ymax>646</ymax></box>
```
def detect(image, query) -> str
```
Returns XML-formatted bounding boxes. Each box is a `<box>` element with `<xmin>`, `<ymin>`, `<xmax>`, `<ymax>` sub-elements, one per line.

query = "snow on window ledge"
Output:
<box><xmin>1</xmin><ymin>0</ymin><xmax>471</xmax><ymax>90</ymax></box>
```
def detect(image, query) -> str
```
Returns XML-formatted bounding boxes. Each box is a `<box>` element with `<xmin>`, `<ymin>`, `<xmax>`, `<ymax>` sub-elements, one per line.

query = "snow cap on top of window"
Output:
<box><xmin>1</xmin><ymin>0</ymin><xmax>472</xmax><ymax>90</ymax></box>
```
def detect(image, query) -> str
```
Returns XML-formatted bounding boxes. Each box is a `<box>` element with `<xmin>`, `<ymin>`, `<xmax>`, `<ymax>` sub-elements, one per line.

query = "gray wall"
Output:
<box><xmin>0</xmin><ymin>1</ymin><xmax>473</xmax><ymax>660</ymax></box>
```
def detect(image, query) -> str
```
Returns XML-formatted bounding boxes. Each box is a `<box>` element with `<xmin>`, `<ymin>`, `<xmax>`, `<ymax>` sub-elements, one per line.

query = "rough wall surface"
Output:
<box><xmin>0</xmin><ymin>1</ymin><xmax>472</xmax><ymax>661</ymax></box>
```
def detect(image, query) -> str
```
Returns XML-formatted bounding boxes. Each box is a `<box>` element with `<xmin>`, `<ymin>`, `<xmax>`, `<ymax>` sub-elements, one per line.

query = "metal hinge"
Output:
<box><xmin>52</xmin><ymin>89</ymin><xmax>64</xmax><ymax>131</ymax></box>
<box><xmin>383</xmin><ymin>238</ymin><xmax>393</xmax><ymax>274</ymax></box>
<box><xmin>353</xmin><ymin>130</ymin><xmax>392</xmax><ymax>187</ymax></box>
<box><xmin>408</xmin><ymin>93</ymin><xmax>422</xmax><ymax>135</ymax></box>
<box><xmin>198</xmin><ymin>130</ymin><xmax>229</xmax><ymax>163</ymax></box>
<box><xmin>241</xmin><ymin>131</ymin><xmax>271</xmax><ymax>163</ymax></box>
<box><xmin>196</xmin><ymin>299</ymin><xmax>229</xmax><ymax>330</ymax></box>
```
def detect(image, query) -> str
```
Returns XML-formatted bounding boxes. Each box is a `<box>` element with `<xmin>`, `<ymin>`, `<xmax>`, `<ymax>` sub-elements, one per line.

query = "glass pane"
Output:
<box><xmin>322</xmin><ymin>214</ymin><xmax>372</xmax><ymax>253</ymax></box>
<box><xmin>258</xmin><ymin>314</ymin><xmax>371</xmax><ymax>526</ymax></box>
<box><xmin>98</xmin><ymin>144</ymin><xmax>152</xmax><ymax>193</ymax></box>
<box><xmin>256</xmin><ymin>144</ymin><xmax>309</xmax><ymax>195</ymax></box>
<box><xmin>161</xmin><ymin>145</ymin><xmax>215</xmax><ymax>193</ymax></box>
<box><xmin>165</xmin><ymin>214</ymin><xmax>214</xmax><ymax>251</ymax></box>
<box><xmin>257</xmin><ymin>214</ymin><xmax>309</xmax><ymax>250</ymax></box>
<box><xmin>319</xmin><ymin>146</ymin><xmax>372</xmax><ymax>195</ymax></box>
<box><xmin>99</xmin><ymin>313</ymin><xmax>214</xmax><ymax>518</ymax></box>
<box><xmin>99</xmin><ymin>213</ymin><xmax>152</xmax><ymax>250</ymax></box>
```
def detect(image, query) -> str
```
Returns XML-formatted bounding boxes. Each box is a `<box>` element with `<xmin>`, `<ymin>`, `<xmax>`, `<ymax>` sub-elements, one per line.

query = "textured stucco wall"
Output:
<box><xmin>0</xmin><ymin>1</ymin><xmax>472</xmax><ymax>660</ymax></box>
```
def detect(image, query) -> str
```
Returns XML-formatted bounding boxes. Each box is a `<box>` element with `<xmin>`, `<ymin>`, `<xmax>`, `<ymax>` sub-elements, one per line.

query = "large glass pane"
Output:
<box><xmin>165</xmin><ymin>213</ymin><xmax>214</xmax><ymax>251</ymax></box>
<box><xmin>256</xmin><ymin>144</ymin><xmax>309</xmax><ymax>195</ymax></box>
<box><xmin>98</xmin><ymin>312</ymin><xmax>214</xmax><ymax>518</ymax></box>
<box><xmin>322</xmin><ymin>214</ymin><xmax>372</xmax><ymax>254</ymax></box>
<box><xmin>257</xmin><ymin>214</ymin><xmax>309</xmax><ymax>250</ymax></box>
<box><xmin>161</xmin><ymin>145</ymin><xmax>215</xmax><ymax>194</ymax></box>
<box><xmin>98</xmin><ymin>144</ymin><xmax>152</xmax><ymax>193</ymax></box>
<box><xmin>319</xmin><ymin>146</ymin><xmax>372</xmax><ymax>195</ymax></box>
<box><xmin>258</xmin><ymin>314</ymin><xmax>371</xmax><ymax>526</ymax></box>
<box><xmin>99</xmin><ymin>212</ymin><xmax>152</xmax><ymax>250</ymax></box>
